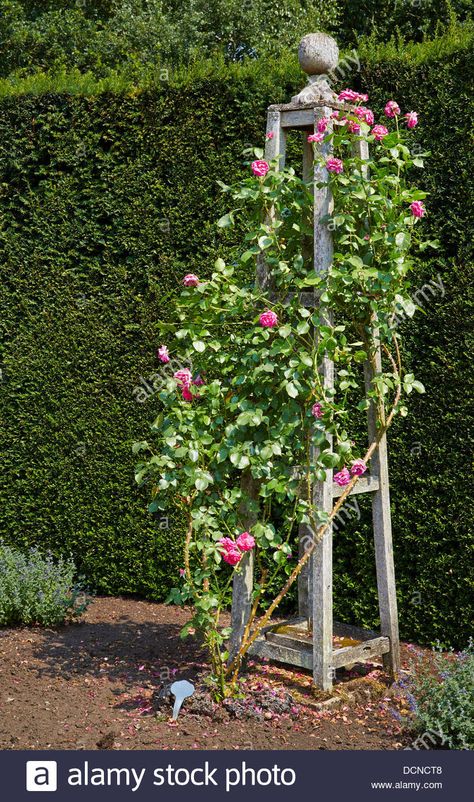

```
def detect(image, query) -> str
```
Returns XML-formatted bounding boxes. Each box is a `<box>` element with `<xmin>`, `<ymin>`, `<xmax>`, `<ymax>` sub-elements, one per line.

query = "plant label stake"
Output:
<box><xmin>170</xmin><ymin>680</ymin><xmax>195</xmax><ymax>720</ymax></box>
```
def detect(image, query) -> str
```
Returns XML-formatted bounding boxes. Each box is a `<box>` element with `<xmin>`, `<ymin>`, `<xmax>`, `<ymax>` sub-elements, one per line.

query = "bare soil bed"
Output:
<box><xmin>0</xmin><ymin>596</ymin><xmax>417</xmax><ymax>751</ymax></box>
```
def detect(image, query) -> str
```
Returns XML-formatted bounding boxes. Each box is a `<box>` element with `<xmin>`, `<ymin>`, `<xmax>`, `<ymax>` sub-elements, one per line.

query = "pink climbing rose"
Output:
<box><xmin>317</xmin><ymin>116</ymin><xmax>329</xmax><ymax>132</ymax></box>
<box><xmin>410</xmin><ymin>201</ymin><xmax>425</xmax><ymax>218</ymax></box>
<box><xmin>311</xmin><ymin>402</ymin><xmax>323</xmax><ymax>419</ymax></box>
<box><xmin>337</xmin><ymin>89</ymin><xmax>369</xmax><ymax>103</ymax></box>
<box><xmin>352</xmin><ymin>106</ymin><xmax>374</xmax><ymax>125</ymax></box>
<box><xmin>350</xmin><ymin>459</ymin><xmax>367</xmax><ymax>476</ymax></box>
<box><xmin>405</xmin><ymin>111</ymin><xmax>418</xmax><ymax>129</ymax></box>
<box><xmin>183</xmin><ymin>273</ymin><xmax>199</xmax><ymax>287</ymax></box>
<box><xmin>218</xmin><ymin>537</ymin><xmax>243</xmax><ymax>566</ymax></box>
<box><xmin>385</xmin><ymin>100</ymin><xmax>401</xmax><ymax>117</ymax></box>
<box><xmin>308</xmin><ymin>132</ymin><xmax>324</xmax><ymax>143</ymax></box>
<box><xmin>326</xmin><ymin>157</ymin><xmax>344</xmax><ymax>174</ymax></box>
<box><xmin>334</xmin><ymin>467</ymin><xmax>351</xmax><ymax>487</ymax></box>
<box><xmin>259</xmin><ymin>309</ymin><xmax>278</xmax><ymax>328</ymax></box>
<box><xmin>371</xmin><ymin>124</ymin><xmax>389</xmax><ymax>141</ymax></box>
<box><xmin>251</xmin><ymin>160</ymin><xmax>270</xmax><ymax>177</ymax></box>
<box><xmin>157</xmin><ymin>345</ymin><xmax>170</xmax><ymax>363</ymax></box>
<box><xmin>236</xmin><ymin>532</ymin><xmax>256</xmax><ymax>552</ymax></box>
<box><xmin>192</xmin><ymin>374</ymin><xmax>205</xmax><ymax>387</ymax></box>
<box><xmin>181</xmin><ymin>386</ymin><xmax>193</xmax><ymax>402</ymax></box>
<box><xmin>346</xmin><ymin>119</ymin><xmax>361</xmax><ymax>134</ymax></box>
<box><xmin>266</xmin><ymin>131</ymin><xmax>274</xmax><ymax>139</ymax></box>
<box><xmin>174</xmin><ymin>368</ymin><xmax>192</xmax><ymax>388</ymax></box>
<box><xmin>222</xmin><ymin>548</ymin><xmax>242</xmax><ymax>566</ymax></box>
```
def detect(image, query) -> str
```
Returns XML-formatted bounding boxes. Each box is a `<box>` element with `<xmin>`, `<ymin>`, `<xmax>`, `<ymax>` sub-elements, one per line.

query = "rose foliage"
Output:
<box><xmin>135</xmin><ymin>97</ymin><xmax>437</xmax><ymax>699</ymax></box>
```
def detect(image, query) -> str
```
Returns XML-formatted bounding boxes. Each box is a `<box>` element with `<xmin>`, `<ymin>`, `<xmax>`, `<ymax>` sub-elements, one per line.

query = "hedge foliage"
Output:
<box><xmin>0</xmin><ymin>24</ymin><xmax>472</xmax><ymax>647</ymax></box>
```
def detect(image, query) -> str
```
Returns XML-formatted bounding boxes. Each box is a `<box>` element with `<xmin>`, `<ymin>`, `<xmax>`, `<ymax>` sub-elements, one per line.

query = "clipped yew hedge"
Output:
<box><xmin>0</xmin><ymin>31</ymin><xmax>472</xmax><ymax>647</ymax></box>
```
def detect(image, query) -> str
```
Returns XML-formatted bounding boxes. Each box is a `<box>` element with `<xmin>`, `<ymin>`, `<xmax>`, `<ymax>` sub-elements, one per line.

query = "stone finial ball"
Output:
<box><xmin>298</xmin><ymin>33</ymin><xmax>339</xmax><ymax>75</ymax></box>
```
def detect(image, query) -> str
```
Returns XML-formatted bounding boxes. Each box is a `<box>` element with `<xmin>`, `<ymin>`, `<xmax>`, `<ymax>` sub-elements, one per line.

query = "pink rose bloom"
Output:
<box><xmin>337</xmin><ymin>89</ymin><xmax>369</xmax><ymax>103</ymax></box>
<box><xmin>174</xmin><ymin>368</ymin><xmax>192</xmax><ymax>387</ymax></box>
<box><xmin>326</xmin><ymin>157</ymin><xmax>344</xmax><ymax>174</ymax></box>
<box><xmin>157</xmin><ymin>345</ymin><xmax>170</xmax><ymax>363</ymax></box>
<box><xmin>410</xmin><ymin>201</ymin><xmax>425</xmax><ymax>218</ymax></box>
<box><xmin>385</xmin><ymin>100</ymin><xmax>401</xmax><ymax>117</ymax></box>
<box><xmin>371</xmin><ymin>124</ymin><xmax>389</xmax><ymax>141</ymax></box>
<box><xmin>236</xmin><ymin>531</ymin><xmax>255</xmax><ymax>552</ymax></box>
<box><xmin>346</xmin><ymin>119</ymin><xmax>361</xmax><ymax>134</ymax></box>
<box><xmin>317</xmin><ymin>117</ymin><xmax>329</xmax><ymax>133</ymax></box>
<box><xmin>334</xmin><ymin>467</ymin><xmax>351</xmax><ymax>487</ymax></box>
<box><xmin>352</xmin><ymin>106</ymin><xmax>374</xmax><ymax>124</ymax></box>
<box><xmin>350</xmin><ymin>459</ymin><xmax>367</xmax><ymax>476</ymax></box>
<box><xmin>183</xmin><ymin>273</ymin><xmax>199</xmax><ymax>287</ymax></box>
<box><xmin>405</xmin><ymin>111</ymin><xmax>418</xmax><ymax>129</ymax></box>
<box><xmin>311</xmin><ymin>402</ymin><xmax>323</xmax><ymax>419</ymax></box>
<box><xmin>330</xmin><ymin>111</ymin><xmax>340</xmax><ymax>119</ymax></box>
<box><xmin>223</xmin><ymin>549</ymin><xmax>242</xmax><ymax>566</ymax></box>
<box><xmin>259</xmin><ymin>309</ymin><xmax>278</xmax><ymax>328</ymax></box>
<box><xmin>308</xmin><ymin>132</ymin><xmax>324</xmax><ymax>143</ymax></box>
<box><xmin>251</xmin><ymin>160</ymin><xmax>270</xmax><ymax>177</ymax></box>
<box><xmin>218</xmin><ymin>537</ymin><xmax>242</xmax><ymax>566</ymax></box>
<box><xmin>181</xmin><ymin>387</ymin><xmax>193</xmax><ymax>402</ymax></box>
<box><xmin>266</xmin><ymin>131</ymin><xmax>274</xmax><ymax>139</ymax></box>
<box><xmin>179</xmin><ymin>568</ymin><xmax>186</xmax><ymax>577</ymax></box>
<box><xmin>192</xmin><ymin>374</ymin><xmax>205</xmax><ymax>386</ymax></box>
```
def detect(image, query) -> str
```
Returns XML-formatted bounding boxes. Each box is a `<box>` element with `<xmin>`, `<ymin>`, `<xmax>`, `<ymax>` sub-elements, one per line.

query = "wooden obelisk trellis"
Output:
<box><xmin>230</xmin><ymin>33</ymin><xmax>400</xmax><ymax>690</ymax></box>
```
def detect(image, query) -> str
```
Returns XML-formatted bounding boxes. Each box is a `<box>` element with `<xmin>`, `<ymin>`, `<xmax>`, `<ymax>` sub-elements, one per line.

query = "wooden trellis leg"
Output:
<box><xmin>365</xmin><ymin>352</ymin><xmax>401</xmax><ymax>679</ymax></box>
<box><xmin>310</xmin><ymin>105</ymin><xmax>336</xmax><ymax>691</ymax></box>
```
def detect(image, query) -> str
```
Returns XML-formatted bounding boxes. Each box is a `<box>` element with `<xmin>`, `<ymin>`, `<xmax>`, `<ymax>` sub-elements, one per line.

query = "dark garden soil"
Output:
<box><xmin>0</xmin><ymin>597</ymin><xmax>419</xmax><ymax>751</ymax></box>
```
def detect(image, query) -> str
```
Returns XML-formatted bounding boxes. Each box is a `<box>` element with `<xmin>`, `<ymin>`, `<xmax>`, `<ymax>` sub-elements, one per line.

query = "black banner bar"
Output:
<box><xmin>1</xmin><ymin>749</ymin><xmax>472</xmax><ymax>801</ymax></box>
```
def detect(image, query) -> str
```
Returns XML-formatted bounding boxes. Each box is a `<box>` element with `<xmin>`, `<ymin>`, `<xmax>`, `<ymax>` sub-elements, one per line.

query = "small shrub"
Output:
<box><xmin>0</xmin><ymin>543</ymin><xmax>90</xmax><ymax>627</ymax></box>
<box><xmin>404</xmin><ymin>643</ymin><xmax>474</xmax><ymax>749</ymax></box>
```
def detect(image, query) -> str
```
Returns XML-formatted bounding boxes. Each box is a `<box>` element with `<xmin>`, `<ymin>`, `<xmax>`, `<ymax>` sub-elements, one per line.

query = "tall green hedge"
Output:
<box><xmin>0</xmin><ymin>29</ymin><xmax>472</xmax><ymax>647</ymax></box>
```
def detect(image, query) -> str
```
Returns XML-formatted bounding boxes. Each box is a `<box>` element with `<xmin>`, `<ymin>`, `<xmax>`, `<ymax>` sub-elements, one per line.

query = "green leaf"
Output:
<box><xmin>296</xmin><ymin>320</ymin><xmax>310</xmax><ymax>334</ymax></box>
<box><xmin>395</xmin><ymin>231</ymin><xmax>411</xmax><ymax>250</ymax></box>
<box><xmin>192</xmin><ymin>340</ymin><xmax>206</xmax><ymax>352</ymax></box>
<box><xmin>217</xmin><ymin>212</ymin><xmax>234</xmax><ymax>228</ymax></box>
<box><xmin>285</xmin><ymin>382</ymin><xmax>298</xmax><ymax>398</ymax></box>
<box><xmin>278</xmin><ymin>325</ymin><xmax>292</xmax><ymax>338</ymax></box>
